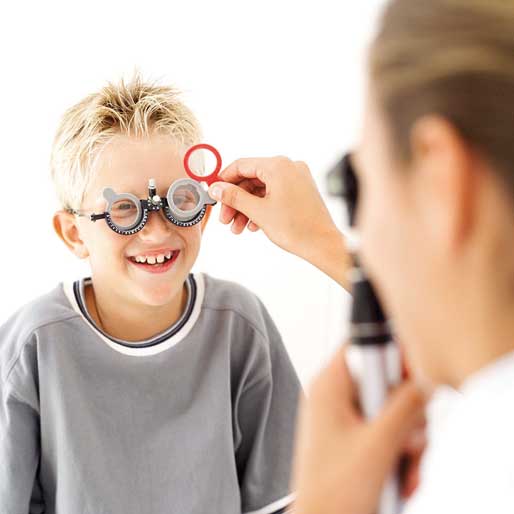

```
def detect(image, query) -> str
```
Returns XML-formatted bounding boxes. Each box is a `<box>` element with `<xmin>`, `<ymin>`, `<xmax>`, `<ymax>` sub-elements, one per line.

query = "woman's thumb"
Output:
<box><xmin>375</xmin><ymin>382</ymin><xmax>426</xmax><ymax>448</ymax></box>
<box><xmin>209</xmin><ymin>182</ymin><xmax>262</xmax><ymax>221</ymax></box>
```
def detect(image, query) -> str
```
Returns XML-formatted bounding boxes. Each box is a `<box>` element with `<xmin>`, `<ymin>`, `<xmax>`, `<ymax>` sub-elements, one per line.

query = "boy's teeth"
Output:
<box><xmin>132</xmin><ymin>251</ymin><xmax>176</xmax><ymax>264</ymax></box>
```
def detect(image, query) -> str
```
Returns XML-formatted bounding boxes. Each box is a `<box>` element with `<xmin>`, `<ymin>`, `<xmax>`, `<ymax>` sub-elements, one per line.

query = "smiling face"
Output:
<box><xmin>75</xmin><ymin>133</ymin><xmax>206</xmax><ymax>308</ymax></box>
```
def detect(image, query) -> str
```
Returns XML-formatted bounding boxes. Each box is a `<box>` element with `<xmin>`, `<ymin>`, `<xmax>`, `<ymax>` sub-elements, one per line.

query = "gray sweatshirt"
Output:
<box><xmin>0</xmin><ymin>273</ymin><xmax>301</xmax><ymax>514</ymax></box>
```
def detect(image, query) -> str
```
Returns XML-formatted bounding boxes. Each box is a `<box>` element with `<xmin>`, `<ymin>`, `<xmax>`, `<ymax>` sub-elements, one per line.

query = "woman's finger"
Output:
<box><xmin>215</xmin><ymin>178</ymin><xmax>266</xmax><ymax>226</ymax></box>
<box><xmin>400</xmin><ymin>435</ymin><xmax>426</xmax><ymax>498</ymax></box>
<box><xmin>231</xmin><ymin>212</ymin><xmax>249</xmax><ymax>234</ymax></box>
<box><xmin>220</xmin><ymin>204</ymin><xmax>237</xmax><ymax>224</ymax></box>
<box><xmin>309</xmin><ymin>344</ymin><xmax>362</xmax><ymax>425</ymax></box>
<box><xmin>209</xmin><ymin>182</ymin><xmax>263</xmax><ymax>224</ymax></box>
<box><xmin>374</xmin><ymin>382</ymin><xmax>427</xmax><ymax>456</ymax></box>
<box><xmin>219</xmin><ymin>157</ymin><xmax>272</xmax><ymax>184</ymax></box>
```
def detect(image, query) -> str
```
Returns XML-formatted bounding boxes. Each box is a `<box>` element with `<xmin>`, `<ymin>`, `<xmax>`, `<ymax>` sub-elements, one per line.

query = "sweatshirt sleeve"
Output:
<box><xmin>233</xmin><ymin>320</ymin><xmax>302</xmax><ymax>514</ymax></box>
<box><xmin>0</xmin><ymin>334</ymin><xmax>43</xmax><ymax>513</ymax></box>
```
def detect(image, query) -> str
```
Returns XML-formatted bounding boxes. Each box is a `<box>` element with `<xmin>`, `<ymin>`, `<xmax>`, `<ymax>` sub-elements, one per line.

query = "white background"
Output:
<box><xmin>0</xmin><ymin>0</ymin><xmax>387</xmax><ymax>385</ymax></box>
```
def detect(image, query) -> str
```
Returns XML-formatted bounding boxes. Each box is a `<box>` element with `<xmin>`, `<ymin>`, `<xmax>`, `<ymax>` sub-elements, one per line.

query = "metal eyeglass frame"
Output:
<box><xmin>67</xmin><ymin>143</ymin><xmax>223</xmax><ymax>235</ymax></box>
<box><xmin>68</xmin><ymin>178</ymin><xmax>217</xmax><ymax>235</ymax></box>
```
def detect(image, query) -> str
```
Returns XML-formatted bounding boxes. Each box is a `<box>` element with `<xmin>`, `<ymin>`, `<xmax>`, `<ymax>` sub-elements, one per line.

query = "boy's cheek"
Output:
<box><xmin>188</xmin><ymin>232</ymin><xmax>203</xmax><ymax>255</ymax></box>
<box><xmin>201</xmin><ymin>206</ymin><xmax>213</xmax><ymax>232</ymax></box>
<box><xmin>86</xmin><ymin>235</ymin><xmax>126</xmax><ymax>267</ymax></box>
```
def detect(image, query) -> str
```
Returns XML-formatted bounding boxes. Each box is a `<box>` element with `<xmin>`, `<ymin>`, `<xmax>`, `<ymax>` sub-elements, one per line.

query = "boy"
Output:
<box><xmin>0</xmin><ymin>75</ymin><xmax>300</xmax><ymax>514</ymax></box>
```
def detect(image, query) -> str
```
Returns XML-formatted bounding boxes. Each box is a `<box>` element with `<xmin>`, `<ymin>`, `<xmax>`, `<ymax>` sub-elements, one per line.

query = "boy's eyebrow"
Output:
<box><xmin>99</xmin><ymin>185</ymin><xmax>144</xmax><ymax>196</ymax></box>
<box><xmin>95</xmin><ymin>176</ymin><xmax>188</xmax><ymax>202</ymax></box>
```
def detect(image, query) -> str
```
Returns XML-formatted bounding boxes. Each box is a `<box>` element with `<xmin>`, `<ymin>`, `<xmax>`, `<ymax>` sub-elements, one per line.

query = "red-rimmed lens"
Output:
<box><xmin>184</xmin><ymin>144</ymin><xmax>222</xmax><ymax>186</ymax></box>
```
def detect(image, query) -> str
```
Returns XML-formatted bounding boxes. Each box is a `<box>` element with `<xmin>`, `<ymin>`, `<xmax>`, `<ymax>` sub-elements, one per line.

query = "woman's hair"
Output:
<box><xmin>50</xmin><ymin>73</ymin><xmax>201</xmax><ymax>211</ymax></box>
<box><xmin>370</xmin><ymin>0</ymin><xmax>514</xmax><ymax>189</ymax></box>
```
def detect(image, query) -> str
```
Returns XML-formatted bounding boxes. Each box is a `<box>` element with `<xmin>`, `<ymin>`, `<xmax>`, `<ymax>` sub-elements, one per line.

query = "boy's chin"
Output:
<box><xmin>131</xmin><ymin>279</ymin><xmax>186</xmax><ymax>308</ymax></box>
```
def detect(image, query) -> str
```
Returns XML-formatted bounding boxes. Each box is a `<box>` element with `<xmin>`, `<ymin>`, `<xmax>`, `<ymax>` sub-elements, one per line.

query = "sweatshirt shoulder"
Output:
<box><xmin>1</xmin><ymin>283</ymin><xmax>77</xmax><ymax>337</ymax></box>
<box><xmin>0</xmin><ymin>284</ymin><xmax>78</xmax><ymax>379</ymax></box>
<box><xmin>200</xmin><ymin>273</ymin><xmax>279</xmax><ymax>340</ymax></box>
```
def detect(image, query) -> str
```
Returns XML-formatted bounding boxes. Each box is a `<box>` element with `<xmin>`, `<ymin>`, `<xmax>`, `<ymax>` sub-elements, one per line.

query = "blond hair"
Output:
<box><xmin>370</xmin><ymin>0</ymin><xmax>514</xmax><ymax>190</ymax></box>
<box><xmin>50</xmin><ymin>74</ymin><xmax>202</xmax><ymax>210</ymax></box>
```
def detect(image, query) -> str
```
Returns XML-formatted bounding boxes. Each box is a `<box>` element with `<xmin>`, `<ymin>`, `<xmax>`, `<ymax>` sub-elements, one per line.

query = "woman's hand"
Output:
<box><xmin>209</xmin><ymin>157</ymin><xmax>352</xmax><ymax>289</ymax></box>
<box><xmin>292</xmin><ymin>345</ymin><xmax>427</xmax><ymax>514</ymax></box>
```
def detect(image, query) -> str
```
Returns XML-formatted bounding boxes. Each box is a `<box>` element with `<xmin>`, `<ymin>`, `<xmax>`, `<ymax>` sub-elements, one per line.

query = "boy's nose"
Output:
<box><xmin>137</xmin><ymin>210</ymin><xmax>173</xmax><ymax>241</ymax></box>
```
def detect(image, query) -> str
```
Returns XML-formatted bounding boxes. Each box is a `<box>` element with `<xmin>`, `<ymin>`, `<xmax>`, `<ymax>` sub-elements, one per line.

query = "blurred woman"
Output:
<box><xmin>209</xmin><ymin>1</ymin><xmax>514</xmax><ymax>512</ymax></box>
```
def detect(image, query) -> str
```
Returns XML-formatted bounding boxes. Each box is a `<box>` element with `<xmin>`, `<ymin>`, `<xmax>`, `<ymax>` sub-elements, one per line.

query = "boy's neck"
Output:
<box><xmin>84</xmin><ymin>279</ymin><xmax>188</xmax><ymax>342</ymax></box>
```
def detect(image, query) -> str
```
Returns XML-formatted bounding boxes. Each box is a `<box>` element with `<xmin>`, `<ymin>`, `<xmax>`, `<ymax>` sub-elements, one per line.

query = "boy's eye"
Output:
<box><xmin>172</xmin><ymin>188</ymin><xmax>200</xmax><ymax>212</ymax></box>
<box><xmin>117</xmin><ymin>203</ymin><xmax>135</xmax><ymax>210</ymax></box>
<box><xmin>111</xmin><ymin>200</ymin><xmax>138</xmax><ymax>220</ymax></box>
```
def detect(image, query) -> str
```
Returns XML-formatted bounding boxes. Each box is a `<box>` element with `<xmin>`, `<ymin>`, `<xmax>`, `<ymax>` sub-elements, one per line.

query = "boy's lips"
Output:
<box><xmin>126</xmin><ymin>249</ymin><xmax>181</xmax><ymax>274</ymax></box>
<box><xmin>127</xmin><ymin>247</ymin><xmax>178</xmax><ymax>258</ymax></box>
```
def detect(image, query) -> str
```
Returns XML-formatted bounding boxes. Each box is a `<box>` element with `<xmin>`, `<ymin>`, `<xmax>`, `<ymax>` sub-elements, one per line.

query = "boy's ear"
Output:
<box><xmin>201</xmin><ymin>205</ymin><xmax>213</xmax><ymax>233</ymax></box>
<box><xmin>53</xmin><ymin>210</ymin><xmax>89</xmax><ymax>259</ymax></box>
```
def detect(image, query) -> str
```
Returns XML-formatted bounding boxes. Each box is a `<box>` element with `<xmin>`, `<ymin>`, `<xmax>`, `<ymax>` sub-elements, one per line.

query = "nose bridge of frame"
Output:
<box><xmin>140</xmin><ymin>204</ymin><xmax>173</xmax><ymax>235</ymax></box>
